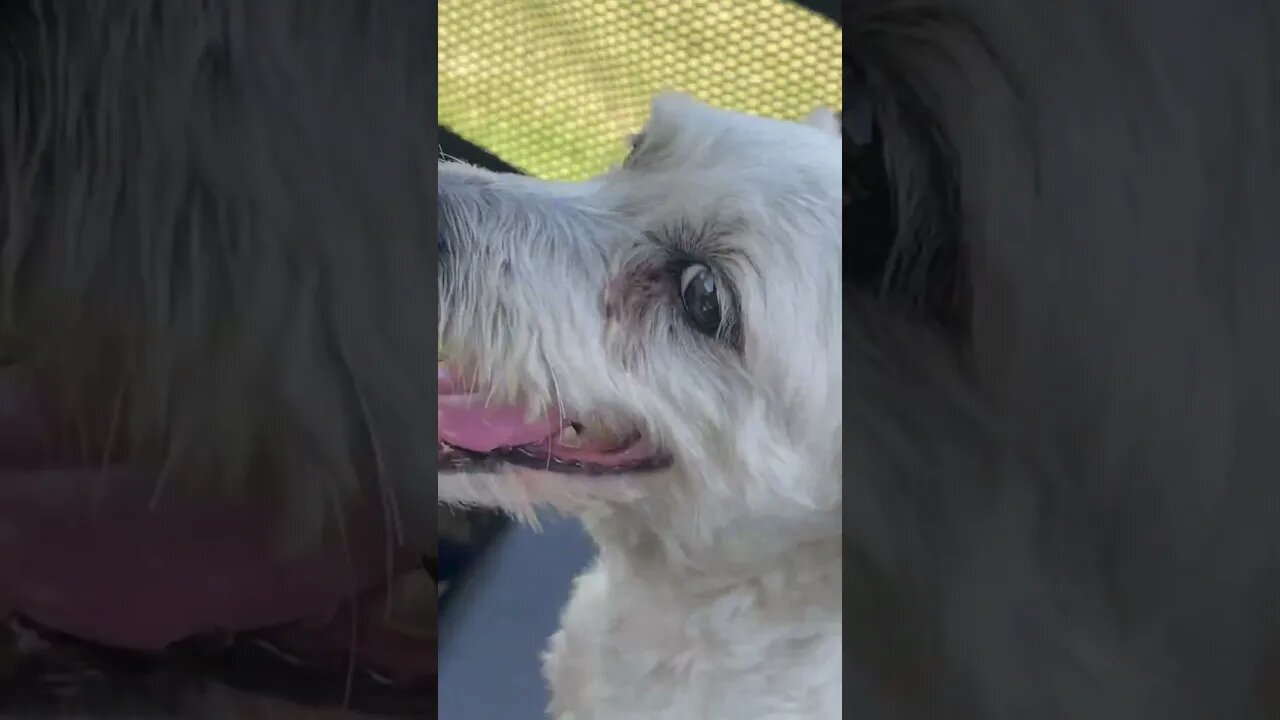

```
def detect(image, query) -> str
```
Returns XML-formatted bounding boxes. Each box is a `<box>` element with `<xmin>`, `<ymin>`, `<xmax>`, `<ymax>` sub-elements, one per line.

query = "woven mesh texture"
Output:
<box><xmin>439</xmin><ymin>0</ymin><xmax>842</xmax><ymax>180</ymax></box>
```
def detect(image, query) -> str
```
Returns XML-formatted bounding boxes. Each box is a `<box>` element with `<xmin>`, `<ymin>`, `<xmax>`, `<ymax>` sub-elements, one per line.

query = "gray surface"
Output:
<box><xmin>438</xmin><ymin>516</ymin><xmax>596</xmax><ymax>720</ymax></box>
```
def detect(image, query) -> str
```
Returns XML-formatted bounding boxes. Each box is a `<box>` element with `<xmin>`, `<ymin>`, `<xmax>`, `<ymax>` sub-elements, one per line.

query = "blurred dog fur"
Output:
<box><xmin>849</xmin><ymin>1</ymin><xmax>1280</xmax><ymax>718</ymax></box>
<box><xmin>0</xmin><ymin>2</ymin><xmax>435</xmax><ymax>714</ymax></box>
<box><xmin>0</xmin><ymin>0</ymin><xmax>436</xmax><ymax>551</ymax></box>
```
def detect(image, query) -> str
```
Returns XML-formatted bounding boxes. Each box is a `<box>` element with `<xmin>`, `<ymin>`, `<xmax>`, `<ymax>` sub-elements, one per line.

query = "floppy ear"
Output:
<box><xmin>804</xmin><ymin>107</ymin><xmax>841</xmax><ymax>135</ymax></box>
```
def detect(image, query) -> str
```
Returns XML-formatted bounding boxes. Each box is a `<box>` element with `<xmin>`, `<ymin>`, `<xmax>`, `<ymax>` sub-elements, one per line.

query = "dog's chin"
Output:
<box><xmin>437</xmin><ymin>467</ymin><xmax>659</xmax><ymax>521</ymax></box>
<box><xmin>437</xmin><ymin>364</ymin><xmax>671</xmax><ymax>518</ymax></box>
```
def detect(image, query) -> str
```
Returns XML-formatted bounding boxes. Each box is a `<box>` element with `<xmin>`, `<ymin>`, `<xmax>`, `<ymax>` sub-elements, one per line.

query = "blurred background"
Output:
<box><xmin>437</xmin><ymin>1</ymin><xmax>841</xmax><ymax>717</ymax></box>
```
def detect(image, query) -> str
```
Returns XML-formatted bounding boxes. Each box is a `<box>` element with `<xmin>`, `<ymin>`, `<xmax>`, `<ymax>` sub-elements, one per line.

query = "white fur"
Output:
<box><xmin>439</xmin><ymin>94</ymin><xmax>842</xmax><ymax>719</ymax></box>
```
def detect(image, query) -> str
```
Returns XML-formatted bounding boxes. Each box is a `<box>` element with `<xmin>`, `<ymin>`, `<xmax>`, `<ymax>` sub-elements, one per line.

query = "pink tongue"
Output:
<box><xmin>438</xmin><ymin>366</ymin><xmax>564</xmax><ymax>452</ymax></box>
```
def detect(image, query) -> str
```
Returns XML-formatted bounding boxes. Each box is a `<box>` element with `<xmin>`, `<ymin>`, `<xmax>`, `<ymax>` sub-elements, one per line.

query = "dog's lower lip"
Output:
<box><xmin>437</xmin><ymin>438</ymin><xmax>672</xmax><ymax>475</ymax></box>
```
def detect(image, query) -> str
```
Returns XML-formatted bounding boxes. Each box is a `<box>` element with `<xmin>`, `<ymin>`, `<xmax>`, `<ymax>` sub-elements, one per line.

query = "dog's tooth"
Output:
<box><xmin>557</xmin><ymin>425</ymin><xmax>583</xmax><ymax>448</ymax></box>
<box><xmin>578</xmin><ymin>423</ymin><xmax>624</xmax><ymax>448</ymax></box>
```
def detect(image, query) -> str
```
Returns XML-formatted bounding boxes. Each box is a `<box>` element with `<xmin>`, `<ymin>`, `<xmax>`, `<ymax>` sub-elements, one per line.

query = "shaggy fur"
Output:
<box><xmin>438</xmin><ymin>96</ymin><xmax>842</xmax><ymax>718</ymax></box>
<box><xmin>0</xmin><ymin>0</ymin><xmax>436</xmax><ymax>550</ymax></box>
<box><xmin>849</xmin><ymin>1</ymin><xmax>1280</xmax><ymax>718</ymax></box>
<box><xmin>0</xmin><ymin>1</ymin><xmax>435</xmax><ymax>715</ymax></box>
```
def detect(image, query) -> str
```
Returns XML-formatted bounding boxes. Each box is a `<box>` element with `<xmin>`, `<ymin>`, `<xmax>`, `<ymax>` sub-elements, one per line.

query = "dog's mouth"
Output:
<box><xmin>437</xmin><ymin>366</ymin><xmax>671</xmax><ymax>475</ymax></box>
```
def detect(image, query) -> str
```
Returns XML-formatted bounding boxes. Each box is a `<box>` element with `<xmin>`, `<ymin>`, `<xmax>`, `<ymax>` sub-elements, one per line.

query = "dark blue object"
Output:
<box><xmin>438</xmin><ymin>516</ymin><xmax>596</xmax><ymax>720</ymax></box>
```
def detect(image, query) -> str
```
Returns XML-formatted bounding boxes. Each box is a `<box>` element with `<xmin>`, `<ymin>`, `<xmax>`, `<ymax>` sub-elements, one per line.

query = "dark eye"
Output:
<box><xmin>679</xmin><ymin>263</ymin><xmax>722</xmax><ymax>336</ymax></box>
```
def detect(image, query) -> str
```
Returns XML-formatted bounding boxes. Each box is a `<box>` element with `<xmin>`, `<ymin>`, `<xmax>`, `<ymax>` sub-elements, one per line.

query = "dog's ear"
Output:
<box><xmin>804</xmin><ymin>107</ymin><xmax>841</xmax><ymax>135</ymax></box>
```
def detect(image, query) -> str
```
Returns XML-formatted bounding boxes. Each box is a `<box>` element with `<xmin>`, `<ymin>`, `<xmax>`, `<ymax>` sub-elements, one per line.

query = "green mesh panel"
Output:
<box><xmin>439</xmin><ymin>0</ymin><xmax>842</xmax><ymax>180</ymax></box>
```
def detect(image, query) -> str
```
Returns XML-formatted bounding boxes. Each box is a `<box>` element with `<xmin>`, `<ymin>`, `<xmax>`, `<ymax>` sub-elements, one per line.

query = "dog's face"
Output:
<box><xmin>438</xmin><ymin>94</ymin><xmax>841</xmax><ymax>559</ymax></box>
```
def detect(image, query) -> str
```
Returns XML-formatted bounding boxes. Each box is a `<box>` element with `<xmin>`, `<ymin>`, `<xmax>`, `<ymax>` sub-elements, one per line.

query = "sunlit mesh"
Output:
<box><xmin>439</xmin><ymin>0</ymin><xmax>842</xmax><ymax>180</ymax></box>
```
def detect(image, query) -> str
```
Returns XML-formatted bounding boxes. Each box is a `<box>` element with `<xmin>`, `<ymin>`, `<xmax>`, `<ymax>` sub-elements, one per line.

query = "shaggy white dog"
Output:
<box><xmin>437</xmin><ymin>94</ymin><xmax>842</xmax><ymax>719</ymax></box>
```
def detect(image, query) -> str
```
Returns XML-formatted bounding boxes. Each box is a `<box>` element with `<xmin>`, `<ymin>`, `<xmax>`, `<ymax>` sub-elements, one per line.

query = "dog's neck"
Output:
<box><xmin>580</xmin><ymin>503</ymin><xmax>841</xmax><ymax>594</ymax></box>
<box><xmin>547</xmin><ymin>502</ymin><xmax>842</xmax><ymax>719</ymax></box>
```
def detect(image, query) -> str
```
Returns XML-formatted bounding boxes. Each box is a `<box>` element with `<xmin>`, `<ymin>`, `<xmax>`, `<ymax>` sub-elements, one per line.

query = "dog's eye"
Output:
<box><xmin>679</xmin><ymin>263</ymin><xmax>721</xmax><ymax>336</ymax></box>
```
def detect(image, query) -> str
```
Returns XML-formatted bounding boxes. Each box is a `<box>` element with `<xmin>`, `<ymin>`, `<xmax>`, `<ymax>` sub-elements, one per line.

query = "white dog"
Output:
<box><xmin>437</xmin><ymin>94</ymin><xmax>843</xmax><ymax>719</ymax></box>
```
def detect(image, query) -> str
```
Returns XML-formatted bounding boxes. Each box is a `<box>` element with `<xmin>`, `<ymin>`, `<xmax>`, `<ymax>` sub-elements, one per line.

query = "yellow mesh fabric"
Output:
<box><xmin>438</xmin><ymin>0</ymin><xmax>842</xmax><ymax>180</ymax></box>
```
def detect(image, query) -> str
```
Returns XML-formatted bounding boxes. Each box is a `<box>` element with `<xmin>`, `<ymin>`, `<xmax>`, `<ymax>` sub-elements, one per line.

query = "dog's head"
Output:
<box><xmin>438</xmin><ymin>94</ymin><xmax>841</xmax><ymax>564</ymax></box>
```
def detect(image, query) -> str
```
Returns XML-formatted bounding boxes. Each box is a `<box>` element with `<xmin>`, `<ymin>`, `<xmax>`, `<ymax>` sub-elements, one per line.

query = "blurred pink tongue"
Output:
<box><xmin>438</xmin><ymin>366</ymin><xmax>563</xmax><ymax>452</ymax></box>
